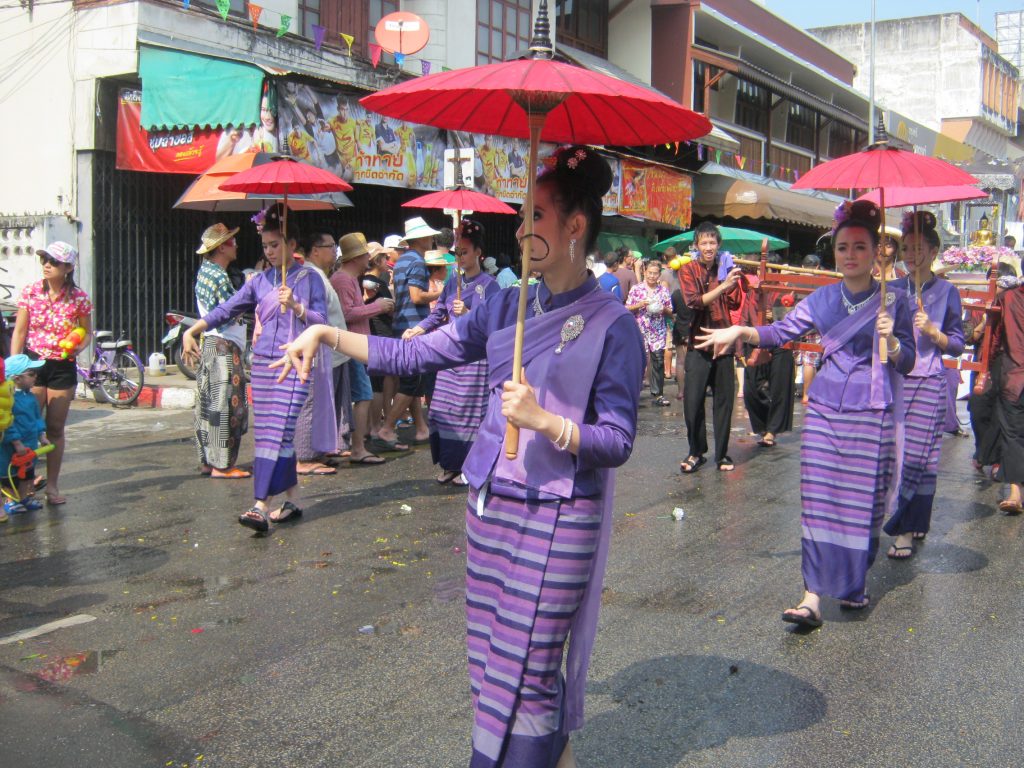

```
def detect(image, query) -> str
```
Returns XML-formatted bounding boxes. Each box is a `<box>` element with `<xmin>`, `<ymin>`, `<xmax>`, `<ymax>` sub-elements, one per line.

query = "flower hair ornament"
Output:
<box><xmin>251</xmin><ymin>206</ymin><xmax>269</xmax><ymax>234</ymax></box>
<box><xmin>901</xmin><ymin>209</ymin><xmax>937</xmax><ymax>235</ymax></box>
<box><xmin>460</xmin><ymin>219</ymin><xmax>483</xmax><ymax>238</ymax></box>
<box><xmin>832</xmin><ymin>201</ymin><xmax>853</xmax><ymax>235</ymax></box>
<box><xmin>566</xmin><ymin>148</ymin><xmax>587</xmax><ymax>169</ymax></box>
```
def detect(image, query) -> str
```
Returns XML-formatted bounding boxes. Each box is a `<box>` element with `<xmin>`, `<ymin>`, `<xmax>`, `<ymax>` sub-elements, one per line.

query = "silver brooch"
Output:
<box><xmin>885</xmin><ymin>291</ymin><xmax>896</xmax><ymax>306</ymax></box>
<box><xmin>555</xmin><ymin>314</ymin><xmax>585</xmax><ymax>354</ymax></box>
<box><xmin>476</xmin><ymin>284</ymin><xmax>486</xmax><ymax>299</ymax></box>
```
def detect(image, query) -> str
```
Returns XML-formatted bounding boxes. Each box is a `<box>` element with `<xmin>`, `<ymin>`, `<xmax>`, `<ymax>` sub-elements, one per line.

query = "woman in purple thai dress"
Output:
<box><xmin>274</xmin><ymin>146</ymin><xmax>644</xmax><ymax>767</ymax></box>
<box><xmin>696</xmin><ymin>203</ymin><xmax>916</xmax><ymax>628</ymax></box>
<box><xmin>884</xmin><ymin>211</ymin><xmax>964</xmax><ymax>558</ymax></box>
<box><xmin>184</xmin><ymin>214</ymin><xmax>328</xmax><ymax>533</ymax></box>
<box><xmin>403</xmin><ymin>219</ymin><xmax>500</xmax><ymax>485</ymax></box>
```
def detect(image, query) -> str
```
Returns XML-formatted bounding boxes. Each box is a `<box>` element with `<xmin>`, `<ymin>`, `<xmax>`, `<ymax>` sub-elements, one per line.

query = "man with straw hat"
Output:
<box><xmin>373</xmin><ymin>217</ymin><xmax>442</xmax><ymax>452</ymax></box>
<box><xmin>193</xmin><ymin>223</ymin><xmax>250</xmax><ymax>480</ymax></box>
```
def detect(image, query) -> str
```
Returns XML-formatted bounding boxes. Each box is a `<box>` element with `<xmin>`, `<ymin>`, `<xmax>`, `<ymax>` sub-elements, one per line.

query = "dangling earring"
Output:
<box><xmin>569</xmin><ymin>239</ymin><xmax>577</xmax><ymax>263</ymax></box>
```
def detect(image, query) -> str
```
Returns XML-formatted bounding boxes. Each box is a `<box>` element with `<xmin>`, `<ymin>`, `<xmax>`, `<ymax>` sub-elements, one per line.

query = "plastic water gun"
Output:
<box><xmin>59</xmin><ymin>327</ymin><xmax>86</xmax><ymax>359</ymax></box>
<box><xmin>0</xmin><ymin>379</ymin><xmax>13</xmax><ymax>433</ymax></box>
<box><xmin>10</xmin><ymin>443</ymin><xmax>54</xmax><ymax>480</ymax></box>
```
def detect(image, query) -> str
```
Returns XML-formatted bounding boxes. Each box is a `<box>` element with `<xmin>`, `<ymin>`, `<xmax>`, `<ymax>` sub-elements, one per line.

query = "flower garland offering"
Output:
<box><xmin>940</xmin><ymin>244</ymin><xmax>1014</xmax><ymax>272</ymax></box>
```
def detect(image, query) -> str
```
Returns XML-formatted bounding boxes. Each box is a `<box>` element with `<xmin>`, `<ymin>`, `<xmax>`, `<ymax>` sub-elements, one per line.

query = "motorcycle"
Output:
<box><xmin>162</xmin><ymin>310</ymin><xmax>253</xmax><ymax>381</ymax></box>
<box><xmin>162</xmin><ymin>309</ymin><xmax>199</xmax><ymax>379</ymax></box>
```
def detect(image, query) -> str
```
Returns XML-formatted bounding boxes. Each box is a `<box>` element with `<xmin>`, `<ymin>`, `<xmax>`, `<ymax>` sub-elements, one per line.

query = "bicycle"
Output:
<box><xmin>77</xmin><ymin>330</ymin><xmax>145</xmax><ymax>406</ymax></box>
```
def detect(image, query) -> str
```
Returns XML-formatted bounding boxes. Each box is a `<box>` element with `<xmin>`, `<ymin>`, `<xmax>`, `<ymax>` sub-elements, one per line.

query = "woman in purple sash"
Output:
<box><xmin>884</xmin><ymin>212</ymin><xmax>964</xmax><ymax>558</ymax></box>
<box><xmin>274</xmin><ymin>146</ymin><xmax>644</xmax><ymax>767</ymax></box>
<box><xmin>404</xmin><ymin>219</ymin><xmax>500</xmax><ymax>485</ymax></box>
<box><xmin>184</xmin><ymin>213</ymin><xmax>328</xmax><ymax>533</ymax></box>
<box><xmin>696</xmin><ymin>202</ymin><xmax>916</xmax><ymax>628</ymax></box>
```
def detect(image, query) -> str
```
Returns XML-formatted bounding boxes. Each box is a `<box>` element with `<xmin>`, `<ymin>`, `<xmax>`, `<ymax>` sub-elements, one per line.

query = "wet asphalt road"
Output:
<box><xmin>0</xmin><ymin>390</ymin><xmax>1020</xmax><ymax>768</ymax></box>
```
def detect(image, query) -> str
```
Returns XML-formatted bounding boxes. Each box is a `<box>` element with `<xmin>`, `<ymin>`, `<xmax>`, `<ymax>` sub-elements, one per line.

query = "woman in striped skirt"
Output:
<box><xmin>184</xmin><ymin>213</ymin><xmax>327</xmax><ymax>533</ymax></box>
<box><xmin>402</xmin><ymin>219</ymin><xmax>499</xmax><ymax>485</ymax></box>
<box><xmin>275</xmin><ymin>146</ymin><xmax>644</xmax><ymax>767</ymax></box>
<box><xmin>883</xmin><ymin>212</ymin><xmax>964</xmax><ymax>557</ymax></box>
<box><xmin>697</xmin><ymin>202</ymin><xmax>916</xmax><ymax>628</ymax></box>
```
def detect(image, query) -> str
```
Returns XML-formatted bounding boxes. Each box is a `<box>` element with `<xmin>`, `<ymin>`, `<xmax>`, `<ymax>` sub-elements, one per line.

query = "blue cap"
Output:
<box><xmin>5</xmin><ymin>354</ymin><xmax>45</xmax><ymax>377</ymax></box>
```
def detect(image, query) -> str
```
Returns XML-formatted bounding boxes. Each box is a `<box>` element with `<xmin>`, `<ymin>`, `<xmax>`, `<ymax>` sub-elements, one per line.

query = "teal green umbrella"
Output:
<box><xmin>654</xmin><ymin>226</ymin><xmax>788</xmax><ymax>254</ymax></box>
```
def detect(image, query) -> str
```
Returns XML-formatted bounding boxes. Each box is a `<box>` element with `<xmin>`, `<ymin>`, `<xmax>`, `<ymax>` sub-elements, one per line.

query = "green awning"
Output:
<box><xmin>139</xmin><ymin>46</ymin><xmax>264</xmax><ymax>131</ymax></box>
<box><xmin>597</xmin><ymin>232</ymin><xmax>653</xmax><ymax>260</ymax></box>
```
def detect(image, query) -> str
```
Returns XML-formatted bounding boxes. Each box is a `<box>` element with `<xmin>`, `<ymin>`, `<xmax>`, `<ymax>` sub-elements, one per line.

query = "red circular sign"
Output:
<box><xmin>374</xmin><ymin>12</ymin><xmax>430</xmax><ymax>55</ymax></box>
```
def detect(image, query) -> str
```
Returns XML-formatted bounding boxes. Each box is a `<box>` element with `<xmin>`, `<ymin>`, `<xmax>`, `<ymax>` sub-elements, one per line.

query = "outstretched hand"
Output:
<box><xmin>270</xmin><ymin>326</ymin><xmax>323</xmax><ymax>383</ymax></box>
<box><xmin>694</xmin><ymin>325</ymin><xmax>742</xmax><ymax>358</ymax></box>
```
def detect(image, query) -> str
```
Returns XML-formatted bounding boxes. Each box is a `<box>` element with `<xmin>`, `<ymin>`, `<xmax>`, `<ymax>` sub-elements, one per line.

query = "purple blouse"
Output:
<box><xmin>417</xmin><ymin>271</ymin><xmax>499</xmax><ymax>333</ymax></box>
<box><xmin>368</xmin><ymin>277</ymin><xmax>644</xmax><ymax>498</ymax></box>
<box><xmin>201</xmin><ymin>266</ymin><xmax>327</xmax><ymax>358</ymax></box>
<box><xmin>756</xmin><ymin>281</ymin><xmax>916</xmax><ymax>411</ymax></box>
<box><xmin>891</xmin><ymin>275</ymin><xmax>965</xmax><ymax>377</ymax></box>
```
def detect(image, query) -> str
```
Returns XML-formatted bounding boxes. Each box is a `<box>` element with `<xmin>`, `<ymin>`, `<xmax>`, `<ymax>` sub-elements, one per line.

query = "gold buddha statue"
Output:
<box><xmin>971</xmin><ymin>213</ymin><xmax>996</xmax><ymax>247</ymax></box>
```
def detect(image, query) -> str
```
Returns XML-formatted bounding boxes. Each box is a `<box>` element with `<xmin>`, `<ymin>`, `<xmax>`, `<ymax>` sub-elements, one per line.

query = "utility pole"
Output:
<box><xmin>868</xmin><ymin>0</ymin><xmax>876</xmax><ymax>144</ymax></box>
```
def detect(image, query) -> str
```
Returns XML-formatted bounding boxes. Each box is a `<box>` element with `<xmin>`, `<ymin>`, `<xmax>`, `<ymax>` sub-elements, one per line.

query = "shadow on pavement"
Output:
<box><xmin>580</xmin><ymin>654</ymin><xmax>826</xmax><ymax>766</ymax></box>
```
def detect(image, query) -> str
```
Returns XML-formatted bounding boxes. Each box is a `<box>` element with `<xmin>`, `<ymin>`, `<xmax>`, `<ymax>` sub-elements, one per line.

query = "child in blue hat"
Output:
<box><xmin>1</xmin><ymin>354</ymin><xmax>48</xmax><ymax>516</ymax></box>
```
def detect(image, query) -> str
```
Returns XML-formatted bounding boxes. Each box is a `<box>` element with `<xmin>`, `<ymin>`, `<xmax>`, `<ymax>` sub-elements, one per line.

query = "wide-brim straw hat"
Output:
<box><xmin>424</xmin><ymin>249</ymin><xmax>451</xmax><ymax>267</ymax></box>
<box><xmin>196</xmin><ymin>223</ymin><xmax>239</xmax><ymax>255</ymax></box>
<box><xmin>399</xmin><ymin>217</ymin><xmax>442</xmax><ymax>246</ymax></box>
<box><xmin>339</xmin><ymin>232</ymin><xmax>370</xmax><ymax>263</ymax></box>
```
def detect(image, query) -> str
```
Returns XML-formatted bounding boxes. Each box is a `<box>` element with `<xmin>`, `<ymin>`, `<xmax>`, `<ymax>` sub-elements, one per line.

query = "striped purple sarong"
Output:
<box><xmin>249</xmin><ymin>356</ymin><xmax>309</xmax><ymax>501</ymax></box>
<box><xmin>884</xmin><ymin>375</ymin><xmax>945</xmax><ymax>537</ymax></box>
<box><xmin>465</xmin><ymin>488</ymin><xmax>602</xmax><ymax>768</ymax></box>
<box><xmin>429</xmin><ymin>360</ymin><xmax>489</xmax><ymax>473</ymax></box>
<box><xmin>801</xmin><ymin>403</ymin><xmax>894</xmax><ymax>602</ymax></box>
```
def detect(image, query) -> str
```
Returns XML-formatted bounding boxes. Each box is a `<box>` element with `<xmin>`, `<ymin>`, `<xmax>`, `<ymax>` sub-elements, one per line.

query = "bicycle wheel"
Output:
<box><xmin>96</xmin><ymin>350</ymin><xmax>145</xmax><ymax>406</ymax></box>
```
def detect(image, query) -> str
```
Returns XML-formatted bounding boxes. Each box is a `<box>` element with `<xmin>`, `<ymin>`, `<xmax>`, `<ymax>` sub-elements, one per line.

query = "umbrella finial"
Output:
<box><xmin>869</xmin><ymin>108</ymin><xmax>890</xmax><ymax>149</ymax></box>
<box><xmin>527</xmin><ymin>0</ymin><xmax>554</xmax><ymax>59</ymax></box>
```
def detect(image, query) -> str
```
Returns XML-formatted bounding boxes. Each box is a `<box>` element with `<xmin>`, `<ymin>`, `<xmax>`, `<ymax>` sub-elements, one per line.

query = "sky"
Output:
<box><xmin>762</xmin><ymin>0</ymin><xmax>1024</xmax><ymax>36</ymax></box>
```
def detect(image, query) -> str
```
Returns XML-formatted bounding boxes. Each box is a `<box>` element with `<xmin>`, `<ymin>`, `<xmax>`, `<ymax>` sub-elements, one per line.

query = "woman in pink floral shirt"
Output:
<box><xmin>11</xmin><ymin>241</ymin><xmax>93</xmax><ymax>505</ymax></box>
<box><xmin>626</xmin><ymin>260</ymin><xmax>673</xmax><ymax>406</ymax></box>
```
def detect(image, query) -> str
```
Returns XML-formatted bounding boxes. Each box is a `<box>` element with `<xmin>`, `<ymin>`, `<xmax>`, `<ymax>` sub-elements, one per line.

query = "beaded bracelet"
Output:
<box><xmin>556</xmin><ymin>419</ymin><xmax>574</xmax><ymax>451</ymax></box>
<box><xmin>552</xmin><ymin>416</ymin><xmax>567</xmax><ymax>448</ymax></box>
<box><xmin>334</xmin><ymin>327</ymin><xmax>342</xmax><ymax>352</ymax></box>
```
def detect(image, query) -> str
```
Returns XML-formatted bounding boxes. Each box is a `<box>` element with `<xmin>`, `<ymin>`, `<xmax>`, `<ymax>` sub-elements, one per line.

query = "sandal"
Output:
<box><xmin>887</xmin><ymin>545</ymin><xmax>914</xmax><ymax>560</ymax></box>
<box><xmin>451</xmin><ymin>473</ymin><xmax>469</xmax><ymax>487</ymax></box>
<box><xmin>45</xmin><ymin>493</ymin><xmax>67</xmax><ymax>506</ymax></box>
<box><xmin>296</xmin><ymin>463</ymin><xmax>337</xmax><ymax>476</ymax></box>
<box><xmin>239</xmin><ymin>506</ymin><xmax>269</xmax><ymax>533</ymax></box>
<box><xmin>680</xmin><ymin>456</ymin><xmax>707</xmax><ymax>474</ymax></box>
<box><xmin>653</xmin><ymin>397</ymin><xmax>670</xmax><ymax>407</ymax></box>
<box><xmin>717</xmin><ymin>456</ymin><xmax>736</xmax><ymax>472</ymax></box>
<box><xmin>270</xmin><ymin>501</ymin><xmax>302</xmax><ymax>524</ymax></box>
<box><xmin>757</xmin><ymin>435</ymin><xmax>776</xmax><ymax>447</ymax></box>
<box><xmin>437</xmin><ymin>470</ymin><xmax>460</xmax><ymax>485</ymax></box>
<box><xmin>781</xmin><ymin>604</ymin><xmax>822</xmax><ymax>628</ymax></box>
<box><xmin>912</xmin><ymin>532</ymin><xmax>927</xmax><ymax>541</ymax></box>
<box><xmin>839</xmin><ymin>594</ymin><xmax>870</xmax><ymax>610</ymax></box>
<box><xmin>998</xmin><ymin>498</ymin><xmax>1023</xmax><ymax>515</ymax></box>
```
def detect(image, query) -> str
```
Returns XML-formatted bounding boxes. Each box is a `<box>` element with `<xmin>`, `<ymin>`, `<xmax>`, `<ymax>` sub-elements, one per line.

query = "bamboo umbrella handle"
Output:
<box><xmin>878</xmin><ymin>193</ymin><xmax>888</xmax><ymax>364</ymax></box>
<box><xmin>281</xmin><ymin>193</ymin><xmax>289</xmax><ymax>314</ymax></box>
<box><xmin>454</xmin><ymin>210</ymin><xmax>462</xmax><ymax>303</ymax></box>
<box><xmin>504</xmin><ymin>113</ymin><xmax>545</xmax><ymax>459</ymax></box>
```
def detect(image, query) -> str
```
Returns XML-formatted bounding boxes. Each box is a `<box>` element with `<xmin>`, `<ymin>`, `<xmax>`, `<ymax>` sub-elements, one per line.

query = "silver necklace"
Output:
<box><xmin>840</xmin><ymin>282</ymin><xmax>878</xmax><ymax>315</ymax></box>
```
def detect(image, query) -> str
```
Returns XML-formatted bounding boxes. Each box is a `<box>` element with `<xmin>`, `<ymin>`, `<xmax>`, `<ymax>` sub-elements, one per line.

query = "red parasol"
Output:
<box><xmin>791</xmin><ymin>140</ymin><xmax>978</xmax><ymax>361</ymax></box>
<box><xmin>855</xmin><ymin>184</ymin><xmax>987</xmax><ymax>208</ymax></box>
<box><xmin>220</xmin><ymin>156</ymin><xmax>352</xmax><ymax>299</ymax></box>
<box><xmin>402</xmin><ymin>188</ymin><xmax>516</xmax><ymax>216</ymax></box>
<box><xmin>362</xmin><ymin>0</ymin><xmax>711</xmax><ymax>457</ymax></box>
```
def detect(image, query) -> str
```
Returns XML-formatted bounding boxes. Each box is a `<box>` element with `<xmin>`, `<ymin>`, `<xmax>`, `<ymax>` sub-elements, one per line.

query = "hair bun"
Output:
<box><xmin>549</xmin><ymin>145</ymin><xmax>613</xmax><ymax>198</ymax></box>
<box><xmin>901</xmin><ymin>209</ymin><xmax>937</xmax><ymax>236</ymax></box>
<box><xmin>833</xmin><ymin>199</ymin><xmax>881</xmax><ymax>234</ymax></box>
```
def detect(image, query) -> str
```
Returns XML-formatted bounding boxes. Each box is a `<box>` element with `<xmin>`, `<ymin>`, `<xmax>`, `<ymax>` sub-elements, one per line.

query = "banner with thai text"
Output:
<box><xmin>619</xmin><ymin>160</ymin><xmax>692</xmax><ymax>229</ymax></box>
<box><xmin>116</xmin><ymin>87</ymin><xmax>279</xmax><ymax>174</ymax></box>
<box><xmin>276</xmin><ymin>82</ymin><xmax>445</xmax><ymax>189</ymax></box>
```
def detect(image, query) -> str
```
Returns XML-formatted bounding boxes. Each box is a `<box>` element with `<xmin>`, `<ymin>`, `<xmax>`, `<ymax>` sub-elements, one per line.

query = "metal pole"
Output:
<box><xmin>868</xmin><ymin>0</ymin><xmax>876</xmax><ymax>144</ymax></box>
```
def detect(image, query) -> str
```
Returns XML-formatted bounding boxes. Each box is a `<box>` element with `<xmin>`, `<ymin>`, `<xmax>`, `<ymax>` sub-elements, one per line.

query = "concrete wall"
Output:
<box><xmin>609</xmin><ymin>0</ymin><xmax>652</xmax><ymax>86</ymax></box>
<box><xmin>811</xmin><ymin>15</ymin><xmax>982</xmax><ymax>132</ymax></box>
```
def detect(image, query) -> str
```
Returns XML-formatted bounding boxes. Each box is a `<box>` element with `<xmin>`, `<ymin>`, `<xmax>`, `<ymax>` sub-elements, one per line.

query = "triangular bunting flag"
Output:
<box><xmin>697</xmin><ymin>145</ymin><xmax>705</xmax><ymax>161</ymax></box>
<box><xmin>673</xmin><ymin>142</ymin><xmax>679</xmax><ymax>154</ymax></box>
<box><xmin>421</xmin><ymin>60</ymin><xmax>431</xmax><ymax>76</ymax></box>
<box><xmin>793</xmin><ymin>170</ymin><xmax>800</xmax><ymax>181</ymax></box>
<box><xmin>215</xmin><ymin>0</ymin><xmax>230</xmax><ymax>20</ymax></box>
<box><xmin>369</xmin><ymin>43</ymin><xmax>382</xmax><ymax>68</ymax></box>
<box><xmin>248</xmin><ymin>2</ymin><xmax>262</xmax><ymax>29</ymax></box>
<box><xmin>442</xmin><ymin>66</ymin><xmax>452</xmax><ymax>72</ymax></box>
<box><xmin>715</xmin><ymin>149</ymin><xmax>722</xmax><ymax>164</ymax></box>
<box><xmin>394</xmin><ymin>52</ymin><xmax>406</xmax><ymax>67</ymax></box>
<box><xmin>340</xmin><ymin>33</ymin><xmax>354</xmax><ymax>55</ymax></box>
<box><xmin>276</xmin><ymin>14</ymin><xmax>291</xmax><ymax>37</ymax></box>
<box><xmin>182</xmin><ymin>0</ymin><xmax>190</xmax><ymax>9</ymax></box>
<box><xmin>312</xmin><ymin>24</ymin><xmax>326</xmax><ymax>51</ymax></box>
<box><xmin>736</xmin><ymin>154</ymin><xmax>745</xmax><ymax>170</ymax></box>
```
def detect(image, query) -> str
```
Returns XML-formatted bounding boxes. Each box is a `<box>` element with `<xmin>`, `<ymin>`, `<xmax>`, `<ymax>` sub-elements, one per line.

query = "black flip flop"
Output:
<box><xmin>271</xmin><ymin>501</ymin><xmax>303</xmax><ymax>524</ymax></box>
<box><xmin>239</xmin><ymin>507</ymin><xmax>269</xmax><ymax>533</ymax></box>
<box><xmin>839</xmin><ymin>594</ymin><xmax>870</xmax><ymax>610</ymax></box>
<box><xmin>887</xmin><ymin>545</ymin><xmax>914</xmax><ymax>560</ymax></box>
<box><xmin>717</xmin><ymin>456</ymin><xmax>736</xmax><ymax>472</ymax></box>
<box><xmin>436</xmin><ymin>470</ymin><xmax>459</xmax><ymax>485</ymax></box>
<box><xmin>782</xmin><ymin>604</ymin><xmax>822</xmax><ymax>628</ymax></box>
<box><xmin>680</xmin><ymin>456</ymin><xmax>707</xmax><ymax>474</ymax></box>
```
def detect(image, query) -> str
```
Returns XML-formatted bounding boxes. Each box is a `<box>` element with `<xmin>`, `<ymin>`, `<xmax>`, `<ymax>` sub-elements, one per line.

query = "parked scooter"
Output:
<box><xmin>162</xmin><ymin>310</ymin><xmax>253</xmax><ymax>381</ymax></box>
<box><xmin>162</xmin><ymin>310</ymin><xmax>199</xmax><ymax>379</ymax></box>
